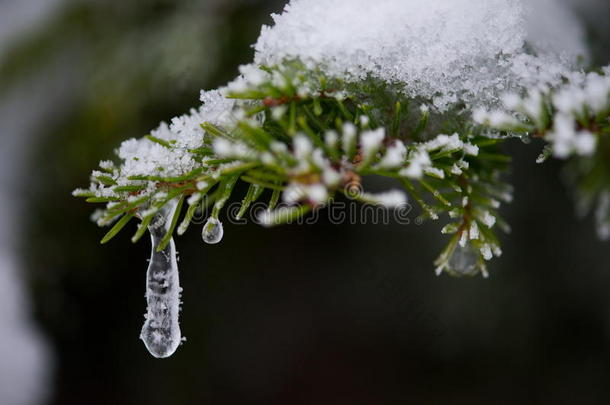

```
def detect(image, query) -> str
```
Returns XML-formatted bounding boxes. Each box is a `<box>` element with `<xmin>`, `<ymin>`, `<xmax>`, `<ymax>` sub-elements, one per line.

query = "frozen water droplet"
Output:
<box><xmin>448</xmin><ymin>244</ymin><xmax>479</xmax><ymax>276</ymax></box>
<box><xmin>202</xmin><ymin>217</ymin><xmax>223</xmax><ymax>244</ymax></box>
<box><xmin>140</xmin><ymin>200</ymin><xmax>182</xmax><ymax>359</ymax></box>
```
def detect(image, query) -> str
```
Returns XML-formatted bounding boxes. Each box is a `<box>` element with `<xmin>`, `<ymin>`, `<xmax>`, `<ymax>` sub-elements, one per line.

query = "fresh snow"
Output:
<box><xmin>255</xmin><ymin>0</ymin><xmax>587</xmax><ymax>109</ymax></box>
<box><xmin>97</xmin><ymin>0</ymin><xmax>592</xmax><ymax>188</ymax></box>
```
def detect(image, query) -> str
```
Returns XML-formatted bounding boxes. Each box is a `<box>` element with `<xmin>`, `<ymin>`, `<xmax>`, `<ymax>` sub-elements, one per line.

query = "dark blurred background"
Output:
<box><xmin>1</xmin><ymin>0</ymin><xmax>610</xmax><ymax>404</ymax></box>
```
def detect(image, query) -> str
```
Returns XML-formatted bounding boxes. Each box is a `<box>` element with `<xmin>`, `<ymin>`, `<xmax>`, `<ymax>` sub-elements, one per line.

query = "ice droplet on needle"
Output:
<box><xmin>448</xmin><ymin>244</ymin><xmax>478</xmax><ymax>276</ymax></box>
<box><xmin>202</xmin><ymin>217</ymin><xmax>224</xmax><ymax>245</ymax></box>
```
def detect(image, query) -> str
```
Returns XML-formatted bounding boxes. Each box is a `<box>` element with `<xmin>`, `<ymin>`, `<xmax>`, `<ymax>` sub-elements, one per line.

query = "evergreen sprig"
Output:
<box><xmin>74</xmin><ymin>60</ymin><xmax>517</xmax><ymax>277</ymax></box>
<box><xmin>76</xmin><ymin>61</ymin><xmax>610</xmax><ymax>277</ymax></box>
<box><xmin>475</xmin><ymin>69</ymin><xmax>610</xmax><ymax>241</ymax></box>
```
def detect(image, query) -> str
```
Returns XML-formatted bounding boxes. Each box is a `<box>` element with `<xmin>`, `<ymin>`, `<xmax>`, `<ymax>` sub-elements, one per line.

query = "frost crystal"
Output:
<box><xmin>377</xmin><ymin>141</ymin><xmax>407</xmax><ymax>169</ymax></box>
<box><xmin>481</xmin><ymin>68</ymin><xmax>609</xmax><ymax>160</ymax></box>
<box><xmin>400</xmin><ymin>150</ymin><xmax>432</xmax><ymax>179</ymax></box>
<box><xmin>360</xmin><ymin>190</ymin><xmax>408</xmax><ymax>208</ymax></box>
<box><xmin>117</xmin><ymin>90</ymin><xmax>235</xmax><ymax>179</ymax></box>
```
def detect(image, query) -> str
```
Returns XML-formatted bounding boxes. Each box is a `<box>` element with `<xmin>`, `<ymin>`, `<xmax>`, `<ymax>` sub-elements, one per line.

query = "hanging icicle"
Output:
<box><xmin>140</xmin><ymin>200</ymin><xmax>183</xmax><ymax>358</ymax></box>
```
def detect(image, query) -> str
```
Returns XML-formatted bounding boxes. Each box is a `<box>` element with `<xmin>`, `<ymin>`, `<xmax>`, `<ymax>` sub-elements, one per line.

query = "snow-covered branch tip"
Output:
<box><xmin>72</xmin><ymin>0</ymin><xmax>610</xmax><ymax>358</ymax></box>
<box><xmin>475</xmin><ymin>67</ymin><xmax>610</xmax><ymax>240</ymax></box>
<box><xmin>74</xmin><ymin>60</ymin><xmax>512</xmax><ymax>278</ymax></box>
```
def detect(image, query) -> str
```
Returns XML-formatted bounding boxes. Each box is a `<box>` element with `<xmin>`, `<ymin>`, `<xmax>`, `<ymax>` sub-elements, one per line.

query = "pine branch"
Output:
<box><xmin>475</xmin><ymin>67</ymin><xmax>610</xmax><ymax>240</ymax></box>
<box><xmin>74</xmin><ymin>60</ymin><xmax>516</xmax><ymax>277</ymax></box>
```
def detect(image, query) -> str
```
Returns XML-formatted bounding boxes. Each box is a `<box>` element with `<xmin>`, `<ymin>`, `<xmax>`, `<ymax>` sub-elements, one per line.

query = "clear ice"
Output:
<box><xmin>140</xmin><ymin>201</ymin><xmax>182</xmax><ymax>358</ymax></box>
<box><xmin>202</xmin><ymin>217</ymin><xmax>224</xmax><ymax>244</ymax></box>
<box><xmin>448</xmin><ymin>244</ymin><xmax>479</xmax><ymax>276</ymax></box>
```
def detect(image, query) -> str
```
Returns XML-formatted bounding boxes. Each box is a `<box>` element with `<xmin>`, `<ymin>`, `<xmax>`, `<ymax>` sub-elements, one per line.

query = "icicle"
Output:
<box><xmin>140</xmin><ymin>200</ymin><xmax>182</xmax><ymax>358</ymax></box>
<box><xmin>202</xmin><ymin>217</ymin><xmax>224</xmax><ymax>244</ymax></box>
<box><xmin>447</xmin><ymin>244</ymin><xmax>479</xmax><ymax>276</ymax></box>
